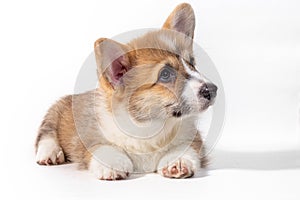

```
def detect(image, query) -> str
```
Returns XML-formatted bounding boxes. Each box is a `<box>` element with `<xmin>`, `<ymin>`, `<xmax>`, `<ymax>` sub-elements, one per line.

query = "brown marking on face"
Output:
<box><xmin>96</xmin><ymin>29</ymin><xmax>198</xmax><ymax>118</ymax></box>
<box><xmin>104</xmin><ymin>40</ymin><xmax>199</xmax><ymax>121</ymax></box>
<box><xmin>128</xmin><ymin>47</ymin><xmax>192</xmax><ymax>80</ymax></box>
<box><xmin>128</xmin><ymin>82</ymin><xmax>177</xmax><ymax>121</ymax></box>
<box><xmin>119</xmin><ymin>47</ymin><xmax>195</xmax><ymax>121</ymax></box>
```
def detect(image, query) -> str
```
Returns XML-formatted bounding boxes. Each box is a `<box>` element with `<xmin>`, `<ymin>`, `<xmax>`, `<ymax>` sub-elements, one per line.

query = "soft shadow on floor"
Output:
<box><xmin>209</xmin><ymin>149</ymin><xmax>300</xmax><ymax>170</ymax></box>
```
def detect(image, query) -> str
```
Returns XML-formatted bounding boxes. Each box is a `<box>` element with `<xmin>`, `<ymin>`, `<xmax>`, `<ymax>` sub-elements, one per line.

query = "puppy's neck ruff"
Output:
<box><xmin>95</xmin><ymin>90</ymin><xmax>181</xmax><ymax>153</ymax></box>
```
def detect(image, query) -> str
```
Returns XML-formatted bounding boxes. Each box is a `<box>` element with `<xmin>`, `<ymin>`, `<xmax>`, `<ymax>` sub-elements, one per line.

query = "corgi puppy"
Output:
<box><xmin>35</xmin><ymin>3</ymin><xmax>217</xmax><ymax>180</ymax></box>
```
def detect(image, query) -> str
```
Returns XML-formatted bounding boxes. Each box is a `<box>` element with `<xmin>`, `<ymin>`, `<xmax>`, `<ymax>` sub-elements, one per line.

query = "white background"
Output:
<box><xmin>0</xmin><ymin>0</ymin><xmax>300</xmax><ymax>199</ymax></box>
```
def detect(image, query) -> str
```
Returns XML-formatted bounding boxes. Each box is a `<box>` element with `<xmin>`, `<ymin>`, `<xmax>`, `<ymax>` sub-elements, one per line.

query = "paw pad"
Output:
<box><xmin>160</xmin><ymin>159</ymin><xmax>194</xmax><ymax>178</ymax></box>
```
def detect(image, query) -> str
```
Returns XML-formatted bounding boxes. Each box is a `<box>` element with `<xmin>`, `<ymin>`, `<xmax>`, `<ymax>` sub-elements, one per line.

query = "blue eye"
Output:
<box><xmin>158</xmin><ymin>66</ymin><xmax>176</xmax><ymax>83</ymax></box>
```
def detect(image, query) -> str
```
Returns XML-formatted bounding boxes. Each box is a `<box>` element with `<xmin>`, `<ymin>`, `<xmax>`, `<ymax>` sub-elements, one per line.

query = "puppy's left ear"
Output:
<box><xmin>94</xmin><ymin>38</ymin><xmax>131</xmax><ymax>88</ymax></box>
<box><xmin>162</xmin><ymin>3</ymin><xmax>195</xmax><ymax>38</ymax></box>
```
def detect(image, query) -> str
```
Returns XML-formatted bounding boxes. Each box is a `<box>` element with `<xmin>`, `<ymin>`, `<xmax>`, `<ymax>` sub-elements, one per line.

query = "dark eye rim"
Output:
<box><xmin>158</xmin><ymin>65</ymin><xmax>176</xmax><ymax>83</ymax></box>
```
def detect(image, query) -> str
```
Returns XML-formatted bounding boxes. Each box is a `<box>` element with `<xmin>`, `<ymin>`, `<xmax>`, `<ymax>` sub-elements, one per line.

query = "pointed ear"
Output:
<box><xmin>94</xmin><ymin>38</ymin><xmax>131</xmax><ymax>88</ymax></box>
<box><xmin>162</xmin><ymin>3</ymin><xmax>195</xmax><ymax>38</ymax></box>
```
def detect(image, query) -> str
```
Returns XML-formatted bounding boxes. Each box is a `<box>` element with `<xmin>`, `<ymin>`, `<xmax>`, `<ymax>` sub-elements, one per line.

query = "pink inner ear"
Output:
<box><xmin>110</xmin><ymin>55</ymin><xmax>128</xmax><ymax>84</ymax></box>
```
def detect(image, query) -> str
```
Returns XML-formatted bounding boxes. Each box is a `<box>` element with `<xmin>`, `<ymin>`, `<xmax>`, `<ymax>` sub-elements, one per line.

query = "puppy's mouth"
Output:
<box><xmin>167</xmin><ymin>98</ymin><xmax>216</xmax><ymax>118</ymax></box>
<box><xmin>166</xmin><ymin>101</ymin><xmax>192</xmax><ymax>118</ymax></box>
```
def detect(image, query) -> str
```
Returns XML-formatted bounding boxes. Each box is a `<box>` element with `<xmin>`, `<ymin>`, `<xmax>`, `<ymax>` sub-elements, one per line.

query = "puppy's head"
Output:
<box><xmin>94</xmin><ymin>3</ymin><xmax>217</xmax><ymax>123</ymax></box>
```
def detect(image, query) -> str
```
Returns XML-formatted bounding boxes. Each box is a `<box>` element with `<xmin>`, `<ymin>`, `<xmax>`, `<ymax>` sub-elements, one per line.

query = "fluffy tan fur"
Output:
<box><xmin>35</xmin><ymin>3</ymin><xmax>214</xmax><ymax>180</ymax></box>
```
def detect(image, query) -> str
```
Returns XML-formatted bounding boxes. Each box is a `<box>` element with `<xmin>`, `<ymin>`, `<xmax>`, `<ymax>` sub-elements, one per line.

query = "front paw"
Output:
<box><xmin>88</xmin><ymin>146</ymin><xmax>133</xmax><ymax>180</ymax></box>
<box><xmin>158</xmin><ymin>158</ymin><xmax>194</xmax><ymax>178</ymax></box>
<box><xmin>89</xmin><ymin>161</ymin><xmax>130</xmax><ymax>180</ymax></box>
<box><xmin>36</xmin><ymin>138</ymin><xmax>65</xmax><ymax>165</ymax></box>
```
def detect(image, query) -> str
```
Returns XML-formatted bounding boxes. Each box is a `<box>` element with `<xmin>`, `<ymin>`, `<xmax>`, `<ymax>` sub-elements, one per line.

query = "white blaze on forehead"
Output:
<box><xmin>182</xmin><ymin>78</ymin><xmax>201</xmax><ymax>101</ymax></box>
<box><xmin>181</xmin><ymin>58</ymin><xmax>203</xmax><ymax>80</ymax></box>
<box><xmin>181</xmin><ymin>58</ymin><xmax>206</xmax><ymax>103</ymax></box>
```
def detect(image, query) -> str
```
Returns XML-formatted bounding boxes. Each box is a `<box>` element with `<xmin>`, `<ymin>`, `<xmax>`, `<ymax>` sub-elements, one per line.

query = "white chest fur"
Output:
<box><xmin>94</xmin><ymin>101</ymin><xmax>199</xmax><ymax>172</ymax></box>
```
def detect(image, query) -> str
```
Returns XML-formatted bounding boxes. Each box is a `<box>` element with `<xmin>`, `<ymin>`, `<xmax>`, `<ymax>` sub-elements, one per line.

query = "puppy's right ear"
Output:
<box><xmin>94</xmin><ymin>38</ymin><xmax>131</xmax><ymax>89</ymax></box>
<box><xmin>162</xmin><ymin>3</ymin><xmax>195</xmax><ymax>38</ymax></box>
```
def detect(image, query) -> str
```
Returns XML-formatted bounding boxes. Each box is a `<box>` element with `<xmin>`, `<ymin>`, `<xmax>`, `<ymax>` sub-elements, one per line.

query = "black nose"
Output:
<box><xmin>199</xmin><ymin>83</ymin><xmax>218</xmax><ymax>101</ymax></box>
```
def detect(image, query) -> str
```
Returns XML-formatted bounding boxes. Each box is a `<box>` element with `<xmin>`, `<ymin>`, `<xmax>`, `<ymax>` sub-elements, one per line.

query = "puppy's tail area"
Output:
<box><xmin>35</xmin><ymin>95</ymin><xmax>72</xmax><ymax>152</ymax></box>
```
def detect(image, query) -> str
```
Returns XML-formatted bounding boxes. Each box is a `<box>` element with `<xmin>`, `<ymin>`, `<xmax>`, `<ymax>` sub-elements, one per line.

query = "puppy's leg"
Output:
<box><xmin>85</xmin><ymin>145</ymin><xmax>133</xmax><ymax>180</ymax></box>
<box><xmin>157</xmin><ymin>145</ymin><xmax>200</xmax><ymax>178</ymax></box>
<box><xmin>36</xmin><ymin>136</ymin><xmax>65</xmax><ymax>165</ymax></box>
<box><xmin>157</xmin><ymin>130</ymin><xmax>207</xmax><ymax>178</ymax></box>
<box><xmin>35</xmin><ymin>98</ymin><xmax>69</xmax><ymax>165</ymax></box>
